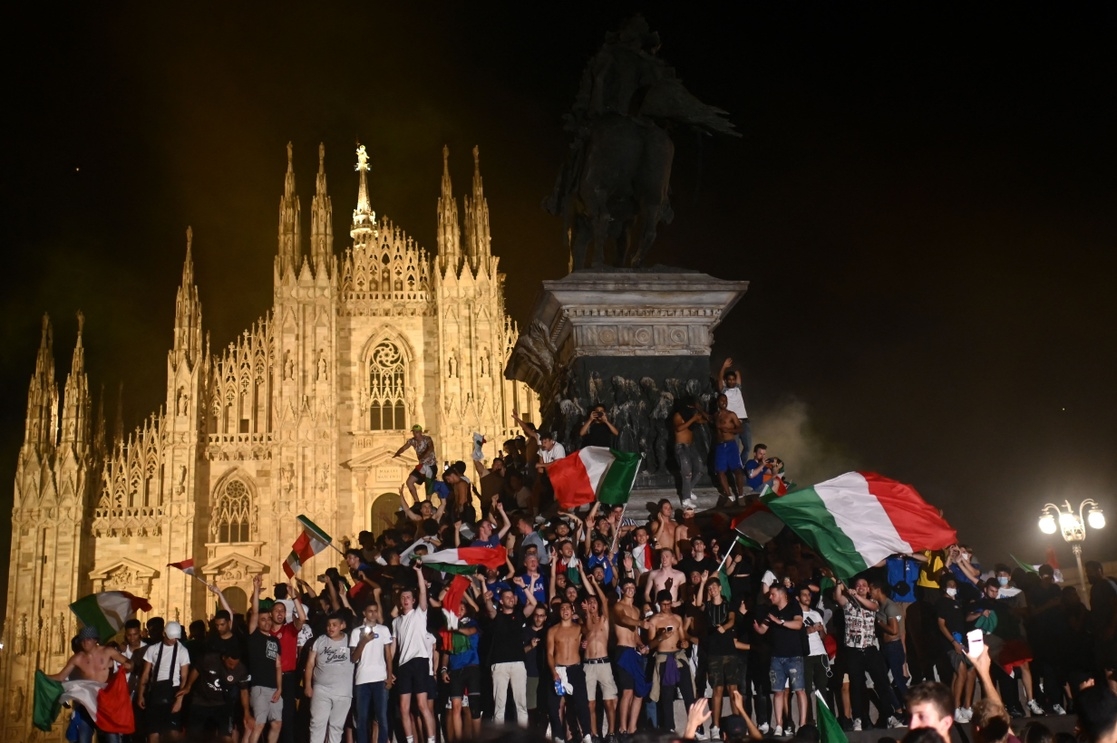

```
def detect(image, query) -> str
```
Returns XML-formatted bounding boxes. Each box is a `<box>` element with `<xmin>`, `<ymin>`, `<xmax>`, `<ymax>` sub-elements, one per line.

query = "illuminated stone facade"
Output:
<box><xmin>1</xmin><ymin>143</ymin><xmax>537</xmax><ymax>738</ymax></box>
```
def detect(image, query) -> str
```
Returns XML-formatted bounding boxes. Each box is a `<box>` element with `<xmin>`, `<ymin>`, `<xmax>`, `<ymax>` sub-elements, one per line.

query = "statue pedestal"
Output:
<box><xmin>505</xmin><ymin>269</ymin><xmax>748</xmax><ymax>492</ymax></box>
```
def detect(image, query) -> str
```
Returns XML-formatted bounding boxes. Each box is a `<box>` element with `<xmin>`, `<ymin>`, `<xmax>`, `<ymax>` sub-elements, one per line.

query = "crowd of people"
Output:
<box><xmin>48</xmin><ymin>362</ymin><xmax>1117</xmax><ymax>743</ymax></box>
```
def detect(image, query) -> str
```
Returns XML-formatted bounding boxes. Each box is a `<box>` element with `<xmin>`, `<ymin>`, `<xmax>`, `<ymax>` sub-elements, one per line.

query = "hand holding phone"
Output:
<box><xmin>966</xmin><ymin>629</ymin><xmax>984</xmax><ymax>658</ymax></box>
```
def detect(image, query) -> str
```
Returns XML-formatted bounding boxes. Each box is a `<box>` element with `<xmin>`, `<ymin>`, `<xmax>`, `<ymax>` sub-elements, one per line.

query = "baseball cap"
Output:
<box><xmin>77</xmin><ymin>625</ymin><xmax>100</xmax><ymax>642</ymax></box>
<box><xmin>164</xmin><ymin>621</ymin><xmax>183</xmax><ymax>639</ymax></box>
<box><xmin>722</xmin><ymin>714</ymin><xmax>748</xmax><ymax>740</ymax></box>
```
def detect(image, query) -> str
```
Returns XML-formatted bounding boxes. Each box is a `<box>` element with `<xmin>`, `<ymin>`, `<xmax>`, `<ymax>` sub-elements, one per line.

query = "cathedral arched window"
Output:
<box><xmin>213</xmin><ymin>479</ymin><xmax>251</xmax><ymax>543</ymax></box>
<box><xmin>369</xmin><ymin>341</ymin><xmax>406</xmax><ymax>430</ymax></box>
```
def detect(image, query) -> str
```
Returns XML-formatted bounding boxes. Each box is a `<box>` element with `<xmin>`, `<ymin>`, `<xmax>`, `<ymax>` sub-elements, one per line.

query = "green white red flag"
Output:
<box><xmin>730</xmin><ymin>500</ymin><xmax>785</xmax><ymax>548</ymax></box>
<box><xmin>548</xmin><ymin>446</ymin><xmax>641</xmax><ymax>508</ymax></box>
<box><xmin>766</xmin><ymin>471</ymin><xmax>956</xmax><ymax>582</ymax></box>
<box><xmin>420</xmin><ymin>546</ymin><xmax>507</xmax><ymax>575</ymax></box>
<box><xmin>69</xmin><ymin>591</ymin><xmax>152</xmax><ymax>641</ymax></box>
<box><xmin>167</xmin><ymin>559</ymin><xmax>195</xmax><ymax>576</ymax></box>
<box><xmin>282</xmin><ymin>515</ymin><xmax>333</xmax><ymax>578</ymax></box>
<box><xmin>34</xmin><ymin>669</ymin><xmax>134</xmax><ymax>733</ymax></box>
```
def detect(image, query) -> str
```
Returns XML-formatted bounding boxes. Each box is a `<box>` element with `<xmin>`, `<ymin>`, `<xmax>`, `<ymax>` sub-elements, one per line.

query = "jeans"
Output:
<box><xmin>881</xmin><ymin>640</ymin><xmax>909</xmax><ymax>704</ymax></box>
<box><xmin>491</xmin><ymin>661</ymin><xmax>529</xmax><ymax>726</ymax></box>
<box><xmin>72</xmin><ymin>706</ymin><xmax>121</xmax><ymax>743</ymax></box>
<box><xmin>657</xmin><ymin>655</ymin><xmax>695</xmax><ymax>733</ymax></box>
<box><xmin>738</xmin><ymin>420</ymin><xmax>752</xmax><ymax>460</ymax></box>
<box><xmin>675</xmin><ymin>443</ymin><xmax>703</xmax><ymax>500</ymax></box>
<box><xmin>845</xmin><ymin>646</ymin><xmax>898</xmax><ymax>725</ymax></box>
<box><xmin>547</xmin><ymin>665</ymin><xmax>591</xmax><ymax>742</ymax></box>
<box><xmin>355</xmin><ymin>681</ymin><xmax>389</xmax><ymax>743</ymax></box>
<box><xmin>279</xmin><ymin>671</ymin><xmax>299</xmax><ymax>743</ymax></box>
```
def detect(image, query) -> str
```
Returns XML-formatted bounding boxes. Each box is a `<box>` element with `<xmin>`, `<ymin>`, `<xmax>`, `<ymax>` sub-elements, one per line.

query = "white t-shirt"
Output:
<box><xmin>541</xmin><ymin>443</ymin><xmax>566</xmax><ymax>463</ymax></box>
<box><xmin>802</xmin><ymin>608</ymin><xmax>827</xmax><ymax>657</ymax></box>
<box><xmin>723</xmin><ymin>386</ymin><xmax>748</xmax><ymax>419</ymax></box>
<box><xmin>350</xmin><ymin>623</ymin><xmax>393</xmax><ymax>684</ymax></box>
<box><xmin>142</xmin><ymin>641</ymin><xmax>191</xmax><ymax>686</ymax></box>
<box><xmin>393</xmin><ymin>607</ymin><xmax>430</xmax><ymax>665</ymax></box>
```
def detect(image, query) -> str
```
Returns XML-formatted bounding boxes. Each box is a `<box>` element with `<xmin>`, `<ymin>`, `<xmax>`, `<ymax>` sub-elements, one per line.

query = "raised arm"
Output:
<box><xmin>207</xmin><ymin>582</ymin><xmax>234</xmax><ymax>617</ymax></box>
<box><xmin>291</xmin><ymin>583</ymin><xmax>307</xmax><ymax>631</ymax></box>
<box><xmin>248</xmin><ymin>574</ymin><xmax>262</xmax><ymax>634</ymax></box>
<box><xmin>415</xmin><ymin>563</ymin><xmax>429</xmax><ymax>611</ymax></box>
<box><xmin>717</xmin><ymin>357</ymin><xmax>733</xmax><ymax>391</ymax></box>
<box><xmin>495</xmin><ymin>503</ymin><xmax>512</xmax><ymax>540</ymax></box>
<box><xmin>399</xmin><ymin>486</ymin><xmax>422</xmax><ymax>521</ymax></box>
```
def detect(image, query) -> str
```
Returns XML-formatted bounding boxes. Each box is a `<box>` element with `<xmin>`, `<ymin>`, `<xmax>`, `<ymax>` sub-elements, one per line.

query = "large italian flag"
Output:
<box><xmin>421</xmin><ymin>546</ymin><xmax>508</xmax><ymax>575</ymax></box>
<box><xmin>34</xmin><ymin>669</ymin><xmax>134</xmax><ymax>733</ymax></box>
<box><xmin>282</xmin><ymin>515</ymin><xmax>333</xmax><ymax>578</ymax></box>
<box><xmin>766</xmin><ymin>471</ymin><xmax>956</xmax><ymax>582</ymax></box>
<box><xmin>549</xmin><ymin>447</ymin><xmax>641</xmax><ymax>508</ymax></box>
<box><xmin>69</xmin><ymin>591</ymin><xmax>152</xmax><ymax>641</ymax></box>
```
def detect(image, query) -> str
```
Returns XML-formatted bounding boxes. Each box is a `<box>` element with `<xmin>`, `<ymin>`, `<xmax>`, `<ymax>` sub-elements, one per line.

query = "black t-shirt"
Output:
<box><xmin>193</xmin><ymin>652</ymin><xmax>249</xmax><ymax>707</ymax></box>
<box><xmin>677</xmin><ymin>556</ymin><xmax>718</xmax><ymax>578</ymax></box>
<box><xmin>206</xmin><ymin>631</ymin><xmax>245</xmax><ymax>660</ymax></box>
<box><xmin>936</xmin><ymin>596</ymin><xmax>964</xmax><ymax>651</ymax></box>
<box><xmin>246</xmin><ymin>630</ymin><xmax>281</xmax><ymax>688</ymax></box>
<box><xmin>705</xmin><ymin>599</ymin><xmax>736</xmax><ymax>655</ymax></box>
<box><xmin>767</xmin><ymin>602</ymin><xmax>804</xmax><ymax>658</ymax></box>
<box><xmin>489</xmin><ymin>611</ymin><xmax>528</xmax><ymax>664</ymax></box>
<box><xmin>524</xmin><ymin>624</ymin><xmax>547</xmax><ymax>677</ymax></box>
<box><xmin>581</xmin><ymin>422</ymin><xmax>615</xmax><ymax>449</ymax></box>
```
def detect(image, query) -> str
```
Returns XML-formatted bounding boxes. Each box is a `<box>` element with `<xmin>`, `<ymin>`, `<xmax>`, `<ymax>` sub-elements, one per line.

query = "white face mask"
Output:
<box><xmin>945</xmin><ymin>587</ymin><xmax>958</xmax><ymax>598</ymax></box>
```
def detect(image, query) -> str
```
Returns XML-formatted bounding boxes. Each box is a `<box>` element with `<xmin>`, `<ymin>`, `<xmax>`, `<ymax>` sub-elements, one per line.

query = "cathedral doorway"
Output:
<box><xmin>370</xmin><ymin>492</ymin><xmax>399</xmax><ymax>538</ymax></box>
<box><xmin>223</xmin><ymin>587</ymin><xmax>248</xmax><ymax>615</ymax></box>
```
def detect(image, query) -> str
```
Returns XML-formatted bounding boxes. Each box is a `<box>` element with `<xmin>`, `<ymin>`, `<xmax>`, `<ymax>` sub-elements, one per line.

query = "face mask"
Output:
<box><xmin>945</xmin><ymin>587</ymin><xmax>957</xmax><ymax>598</ymax></box>
<box><xmin>998</xmin><ymin>576</ymin><xmax>1009</xmax><ymax>586</ymax></box>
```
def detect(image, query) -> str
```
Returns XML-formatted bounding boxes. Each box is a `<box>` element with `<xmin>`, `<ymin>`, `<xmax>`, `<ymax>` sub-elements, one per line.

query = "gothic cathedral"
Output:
<box><xmin>1</xmin><ymin>143</ymin><xmax>537</xmax><ymax>737</ymax></box>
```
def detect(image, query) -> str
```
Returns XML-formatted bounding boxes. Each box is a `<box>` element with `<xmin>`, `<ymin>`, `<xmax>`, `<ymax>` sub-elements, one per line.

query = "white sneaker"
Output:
<box><xmin>758</xmin><ymin>723</ymin><xmax>770</xmax><ymax>734</ymax></box>
<box><xmin>1052</xmin><ymin>704</ymin><xmax>1067</xmax><ymax>716</ymax></box>
<box><xmin>852</xmin><ymin>719</ymin><xmax>862</xmax><ymax>732</ymax></box>
<box><xmin>709</xmin><ymin>725</ymin><xmax>720</xmax><ymax>740</ymax></box>
<box><xmin>683</xmin><ymin>496</ymin><xmax>699</xmax><ymax>508</ymax></box>
<box><xmin>887</xmin><ymin>716</ymin><xmax>904</xmax><ymax>729</ymax></box>
<box><xmin>773</xmin><ymin>726</ymin><xmax>784</xmax><ymax>737</ymax></box>
<box><xmin>961</xmin><ymin>707</ymin><xmax>973</xmax><ymax>722</ymax></box>
<box><xmin>1027</xmin><ymin>699</ymin><xmax>1045</xmax><ymax>715</ymax></box>
<box><xmin>954</xmin><ymin>708</ymin><xmax>968</xmax><ymax>723</ymax></box>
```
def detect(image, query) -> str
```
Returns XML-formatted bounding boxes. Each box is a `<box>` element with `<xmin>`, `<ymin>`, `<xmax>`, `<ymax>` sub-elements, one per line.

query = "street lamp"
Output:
<box><xmin>1038</xmin><ymin>498</ymin><xmax>1105</xmax><ymax>598</ymax></box>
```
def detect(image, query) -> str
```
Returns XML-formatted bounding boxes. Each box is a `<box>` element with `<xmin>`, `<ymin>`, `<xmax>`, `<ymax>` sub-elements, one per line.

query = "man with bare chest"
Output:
<box><xmin>649</xmin><ymin>500</ymin><xmax>687</xmax><ymax>557</ymax></box>
<box><xmin>581</xmin><ymin>574</ymin><xmax>617</xmax><ymax>740</ymax></box>
<box><xmin>547</xmin><ymin>602</ymin><xmax>593</xmax><ymax>743</ymax></box>
<box><xmin>646</xmin><ymin>591</ymin><xmax>696</xmax><ymax>734</ymax></box>
<box><xmin>713</xmin><ymin>393</ymin><xmax>745</xmax><ymax>500</ymax></box>
<box><xmin>644</xmin><ymin>549</ymin><xmax>685</xmax><ymax>611</ymax></box>
<box><xmin>612</xmin><ymin>578</ymin><xmax>651</xmax><ymax>736</ymax></box>
<box><xmin>49</xmin><ymin>626</ymin><xmax>133</xmax><ymax>742</ymax></box>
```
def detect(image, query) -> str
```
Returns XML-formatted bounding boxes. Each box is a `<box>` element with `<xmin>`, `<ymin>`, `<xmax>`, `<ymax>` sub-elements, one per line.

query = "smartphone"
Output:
<box><xmin>966</xmin><ymin>628</ymin><xmax>984</xmax><ymax>657</ymax></box>
<box><xmin>666</xmin><ymin>625</ymin><xmax>675</xmax><ymax>632</ymax></box>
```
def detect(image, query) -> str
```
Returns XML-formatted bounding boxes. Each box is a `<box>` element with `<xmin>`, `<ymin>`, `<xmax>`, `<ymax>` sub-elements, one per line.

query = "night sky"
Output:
<box><xmin>4</xmin><ymin>2</ymin><xmax>1115</xmax><ymax>601</ymax></box>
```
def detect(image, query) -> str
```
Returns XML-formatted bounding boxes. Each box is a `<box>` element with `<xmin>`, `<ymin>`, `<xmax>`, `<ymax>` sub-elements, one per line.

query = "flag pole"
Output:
<box><xmin>715</xmin><ymin>538</ymin><xmax>737</xmax><ymax>574</ymax></box>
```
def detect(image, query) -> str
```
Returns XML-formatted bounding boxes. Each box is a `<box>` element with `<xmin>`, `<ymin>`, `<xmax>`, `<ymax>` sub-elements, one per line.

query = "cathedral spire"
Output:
<box><xmin>437</xmin><ymin>145</ymin><xmax>462</xmax><ymax>275</ymax></box>
<box><xmin>350</xmin><ymin>143</ymin><xmax>377</xmax><ymax>239</ymax></box>
<box><xmin>171</xmin><ymin>227</ymin><xmax>203</xmax><ymax>370</ymax></box>
<box><xmin>277</xmin><ymin>141</ymin><xmax>302</xmax><ymax>275</ymax></box>
<box><xmin>463</xmin><ymin>145</ymin><xmax>492</xmax><ymax>270</ymax></box>
<box><xmin>60</xmin><ymin>312</ymin><xmax>90</xmax><ymax>449</ymax></box>
<box><xmin>23</xmin><ymin>313</ymin><xmax>58</xmax><ymax>450</ymax></box>
<box><xmin>310</xmin><ymin>142</ymin><xmax>334</xmax><ymax>270</ymax></box>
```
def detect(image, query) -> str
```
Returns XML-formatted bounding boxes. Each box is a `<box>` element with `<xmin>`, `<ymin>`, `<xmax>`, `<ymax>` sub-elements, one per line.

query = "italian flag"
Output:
<box><xmin>548</xmin><ymin>446</ymin><xmax>641</xmax><ymax>508</ymax></box>
<box><xmin>730</xmin><ymin>500</ymin><xmax>786</xmax><ymax>548</ymax></box>
<box><xmin>766</xmin><ymin>471</ymin><xmax>956</xmax><ymax>582</ymax></box>
<box><xmin>34</xmin><ymin>669</ymin><xmax>134</xmax><ymax>733</ymax></box>
<box><xmin>69</xmin><ymin>591</ymin><xmax>152</xmax><ymax>641</ymax></box>
<box><xmin>282</xmin><ymin>515</ymin><xmax>333</xmax><ymax>578</ymax></box>
<box><xmin>167</xmin><ymin>559</ymin><xmax>195</xmax><ymax>576</ymax></box>
<box><xmin>421</xmin><ymin>545</ymin><xmax>507</xmax><ymax>576</ymax></box>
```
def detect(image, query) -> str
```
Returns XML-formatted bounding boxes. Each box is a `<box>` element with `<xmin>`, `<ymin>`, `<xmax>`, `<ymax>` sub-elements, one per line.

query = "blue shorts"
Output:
<box><xmin>770</xmin><ymin>656</ymin><xmax>805</xmax><ymax>691</ymax></box>
<box><xmin>714</xmin><ymin>440</ymin><xmax>743</xmax><ymax>473</ymax></box>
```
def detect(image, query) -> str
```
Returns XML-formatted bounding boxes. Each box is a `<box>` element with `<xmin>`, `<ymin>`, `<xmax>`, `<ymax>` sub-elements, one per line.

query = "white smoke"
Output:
<box><xmin>751</xmin><ymin>398</ymin><xmax>858</xmax><ymax>486</ymax></box>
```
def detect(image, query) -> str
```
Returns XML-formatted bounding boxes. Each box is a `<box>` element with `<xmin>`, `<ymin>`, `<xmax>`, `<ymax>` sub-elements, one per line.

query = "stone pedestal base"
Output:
<box><xmin>505</xmin><ymin>269</ymin><xmax>747</xmax><ymax>492</ymax></box>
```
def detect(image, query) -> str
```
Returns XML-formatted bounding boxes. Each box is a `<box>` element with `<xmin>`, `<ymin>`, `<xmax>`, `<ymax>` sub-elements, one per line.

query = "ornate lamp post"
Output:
<box><xmin>1038</xmin><ymin>498</ymin><xmax>1105</xmax><ymax>598</ymax></box>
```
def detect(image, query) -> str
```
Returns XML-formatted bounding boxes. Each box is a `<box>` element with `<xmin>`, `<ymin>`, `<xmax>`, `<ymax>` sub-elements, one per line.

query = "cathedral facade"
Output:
<box><xmin>1</xmin><ymin>143</ymin><xmax>537</xmax><ymax>737</ymax></box>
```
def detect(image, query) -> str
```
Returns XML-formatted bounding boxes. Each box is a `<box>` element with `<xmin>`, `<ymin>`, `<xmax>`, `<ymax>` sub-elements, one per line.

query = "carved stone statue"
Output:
<box><xmin>546</xmin><ymin>15</ymin><xmax>739</xmax><ymax>269</ymax></box>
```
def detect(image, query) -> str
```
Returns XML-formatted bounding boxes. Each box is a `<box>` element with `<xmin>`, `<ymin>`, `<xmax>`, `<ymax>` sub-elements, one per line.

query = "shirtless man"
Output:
<box><xmin>580</xmin><ymin>569</ymin><xmax>618</xmax><ymax>739</ymax></box>
<box><xmin>612</xmin><ymin>578</ymin><xmax>651</xmax><ymax>735</ymax></box>
<box><xmin>393</xmin><ymin>425</ymin><xmax>438</xmax><ymax>503</ymax></box>
<box><xmin>649</xmin><ymin>499</ymin><xmax>687</xmax><ymax>557</ymax></box>
<box><xmin>646</xmin><ymin>591</ymin><xmax>695</xmax><ymax>733</ymax></box>
<box><xmin>672</xmin><ymin>400</ymin><xmax>707</xmax><ymax>508</ymax></box>
<box><xmin>713</xmin><ymin>393</ymin><xmax>745</xmax><ymax>500</ymax></box>
<box><xmin>644</xmin><ymin>549</ymin><xmax>685</xmax><ymax>611</ymax></box>
<box><xmin>49</xmin><ymin>626</ymin><xmax>133</xmax><ymax>742</ymax></box>
<box><xmin>547</xmin><ymin>602</ymin><xmax>593</xmax><ymax>743</ymax></box>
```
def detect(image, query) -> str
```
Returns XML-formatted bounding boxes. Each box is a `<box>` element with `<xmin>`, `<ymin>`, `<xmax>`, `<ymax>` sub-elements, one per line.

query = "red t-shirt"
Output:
<box><xmin>270</xmin><ymin>622</ymin><xmax>299</xmax><ymax>672</ymax></box>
